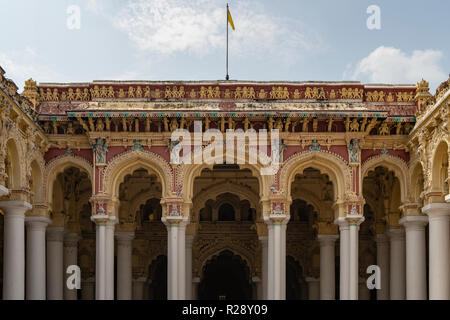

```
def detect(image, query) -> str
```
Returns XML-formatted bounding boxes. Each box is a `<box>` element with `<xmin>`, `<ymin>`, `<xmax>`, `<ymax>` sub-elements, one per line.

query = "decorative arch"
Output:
<box><xmin>362</xmin><ymin>154</ymin><xmax>411</xmax><ymax>203</ymax></box>
<box><xmin>179</xmin><ymin>153</ymin><xmax>270</xmax><ymax>204</ymax></box>
<box><xmin>280</xmin><ymin>151</ymin><xmax>351</xmax><ymax>202</ymax></box>
<box><xmin>43</xmin><ymin>155</ymin><xmax>93</xmax><ymax>206</ymax></box>
<box><xmin>5</xmin><ymin>137</ymin><xmax>23</xmax><ymax>189</ymax></box>
<box><xmin>410</xmin><ymin>162</ymin><xmax>425</xmax><ymax>203</ymax></box>
<box><xmin>30</xmin><ymin>159</ymin><xmax>44</xmax><ymax>203</ymax></box>
<box><xmin>103</xmin><ymin>150</ymin><xmax>173</xmax><ymax>199</ymax></box>
<box><xmin>430</xmin><ymin>140</ymin><xmax>449</xmax><ymax>194</ymax></box>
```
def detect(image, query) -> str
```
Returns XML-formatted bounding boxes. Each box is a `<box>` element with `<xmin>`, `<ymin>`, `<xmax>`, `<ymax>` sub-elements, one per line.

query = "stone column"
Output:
<box><xmin>0</xmin><ymin>200</ymin><xmax>32</xmax><ymax>300</ymax></box>
<box><xmin>280</xmin><ymin>223</ymin><xmax>287</xmax><ymax>300</ymax></box>
<box><xmin>192</xmin><ymin>277</ymin><xmax>200</xmax><ymax>300</ymax></box>
<box><xmin>25</xmin><ymin>216</ymin><xmax>51</xmax><ymax>300</ymax></box>
<box><xmin>335</xmin><ymin>217</ymin><xmax>349</xmax><ymax>300</ymax></box>
<box><xmin>272</xmin><ymin>219</ymin><xmax>282</xmax><ymax>299</ymax></box>
<box><xmin>266</xmin><ymin>225</ymin><xmax>274</xmax><ymax>300</ymax></box>
<box><xmin>105</xmin><ymin>220</ymin><xmax>115</xmax><ymax>300</ymax></box>
<box><xmin>423</xmin><ymin>203</ymin><xmax>450</xmax><ymax>300</ymax></box>
<box><xmin>252</xmin><ymin>277</ymin><xmax>263</xmax><ymax>300</ymax></box>
<box><xmin>143</xmin><ymin>281</ymin><xmax>150</xmax><ymax>300</ymax></box>
<box><xmin>388</xmin><ymin>227</ymin><xmax>406</xmax><ymax>300</ymax></box>
<box><xmin>178</xmin><ymin>222</ymin><xmax>187</xmax><ymax>300</ymax></box>
<box><xmin>116</xmin><ymin>232</ymin><xmax>134</xmax><ymax>300</ymax></box>
<box><xmin>318</xmin><ymin>234</ymin><xmax>338</xmax><ymax>300</ymax></box>
<box><xmin>259</xmin><ymin>236</ymin><xmax>268</xmax><ymax>300</ymax></box>
<box><xmin>163</xmin><ymin>215</ymin><xmax>188</xmax><ymax>300</ymax></box>
<box><xmin>347</xmin><ymin>214</ymin><xmax>364</xmax><ymax>300</ymax></box>
<box><xmin>132</xmin><ymin>278</ymin><xmax>146</xmax><ymax>300</ymax></box>
<box><xmin>81</xmin><ymin>278</ymin><xmax>95</xmax><ymax>300</ymax></box>
<box><xmin>305</xmin><ymin>277</ymin><xmax>320</xmax><ymax>300</ymax></box>
<box><xmin>46</xmin><ymin>227</ymin><xmax>65</xmax><ymax>300</ymax></box>
<box><xmin>399</xmin><ymin>215</ymin><xmax>428</xmax><ymax>300</ymax></box>
<box><xmin>359</xmin><ymin>277</ymin><xmax>370</xmax><ymax>300</ymax></box>
<box><xmin>265</xmin><ymin>209</ymin><xmax>288</xmax><ymax>301</ymax></box>
<box><xmin>64</xmin><ymin>232</ymin><xmax>81</xmax><ymax>300</ymax></box>
<box><xmin>185</xmin><ymin>235</ymin><xmax>194</xmax><ymax>300</ymax></box>
<box><xmin>375</xmin><ymin>233</ymin><xmax>390</xmax><ymax>300</ymax></box>
<box><xmin>91</xmin><ymin>213</ymin><xmax>110</xmax><ymax>300</ymax></box>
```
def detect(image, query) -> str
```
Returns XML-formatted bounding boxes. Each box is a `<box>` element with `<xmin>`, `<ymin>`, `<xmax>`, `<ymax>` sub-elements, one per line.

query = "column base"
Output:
<box><xmin>399</xmin><ymin>215</ymin><xmax>428</xmax><ymax>227</ymax></box>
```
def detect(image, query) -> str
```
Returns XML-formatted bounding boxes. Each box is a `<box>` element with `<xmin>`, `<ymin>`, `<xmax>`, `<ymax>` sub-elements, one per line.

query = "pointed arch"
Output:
<box><xmin>362</xmin><ymin>154</ymin><xmax>411</xmax><ymax>203</ymax></box>
<box><xmin>103</xmin><ymin>150</ymin><xmax>173</xmax><ymax>199</ymax></box>
<box><xmin>280</xmin><ymin>151</ymin><xmax>351</xmax><ymax>202</ymax></box>
<box><xmin>430</xmin><ymin>139</ymin><xmax>449</xmax><ymax>194</ymax></box>
<box><xmin>180</xmin><ymin>155</ymin><xmax>269</xmax><ymax>206</ymax></box>
<box><xmin>43</xmin><ymin>155</ymin><xmax>93</xmax><ymax>206</ymax></box>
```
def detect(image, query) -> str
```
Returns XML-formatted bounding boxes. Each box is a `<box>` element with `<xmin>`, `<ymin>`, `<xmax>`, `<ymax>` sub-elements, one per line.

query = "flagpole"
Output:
<box><xmin>226</xmin><ymin>3</ymin><xmax>229</xmax><ymax>81</ymax></box>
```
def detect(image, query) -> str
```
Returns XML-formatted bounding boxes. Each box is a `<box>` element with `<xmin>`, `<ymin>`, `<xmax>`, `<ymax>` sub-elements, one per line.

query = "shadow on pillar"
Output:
<box><xmin>286</xmin><ymin>256</ymin><xmax>306</xmax><ymax>300</ymax></box>
<box><xmin>147</xmin><ymin>255</ymin><xmax>167</xmax><ymax>300</ymax></box>
<box><xmin>335</xmin><ymin>255</ymin><xmax>340</xmax><ymax>299</ymax></box>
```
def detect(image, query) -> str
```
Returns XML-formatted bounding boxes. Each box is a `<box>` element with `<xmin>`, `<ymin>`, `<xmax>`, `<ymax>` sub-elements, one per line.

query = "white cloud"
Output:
<box><xmin>350</xmin><ymin>46</ymin><xmax>446</xmax><ymax>87</ymax></box>
<box><xmin>0</xmin><ymin>48</ymin><xmax>61</xmax><ymax>91</ymax></box>
<box><xmin>112</xmin><ymin>0</ymin><xmax>323</xmax><ymax>59</ymax></box>
<box><xmin>86</xmin><ymin>0</ymin><xmax>102</xmax><ymax>14</ymax></box>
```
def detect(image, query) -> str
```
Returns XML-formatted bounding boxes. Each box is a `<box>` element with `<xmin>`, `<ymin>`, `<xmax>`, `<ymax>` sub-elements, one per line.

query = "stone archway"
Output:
<box><xmin>198</xmin><ymin>250</ymin><xmax>252</xmax><ymax>300</ymax></box>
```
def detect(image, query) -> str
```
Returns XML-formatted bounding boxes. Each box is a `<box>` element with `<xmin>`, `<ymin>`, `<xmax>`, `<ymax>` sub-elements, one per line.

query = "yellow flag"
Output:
<box><xmin>227</xmin><ymin>7</ymin><xmax>235</xmax><ymax>31</ymax></box>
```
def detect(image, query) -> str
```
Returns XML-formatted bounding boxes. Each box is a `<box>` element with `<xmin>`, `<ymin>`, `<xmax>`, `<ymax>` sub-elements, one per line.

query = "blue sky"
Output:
<box><xmin>0</xmin><ymin>0</ymin><xmax>448</xmax><ymax>91</ymax></box>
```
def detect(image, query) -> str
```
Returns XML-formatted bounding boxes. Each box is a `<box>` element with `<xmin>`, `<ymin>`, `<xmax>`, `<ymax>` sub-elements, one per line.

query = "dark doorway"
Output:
<box><xmin>218</xmin><ymin>203</ymin><xmax>235</xmax><ymax>221</ymax></box>
<box><xmin>198</xmin><ymin>250</ymin><xmax>252</xmax><ymax>300</ymax></box>
<box><xmin>148</xmin><ymin>255</ymin><xmax>167</xmax><ymax>300</ymax></box>
<box><xmin>286</xmin><ymin>256</ymin><xmax>306</xmax><ymax>300</ymax></box>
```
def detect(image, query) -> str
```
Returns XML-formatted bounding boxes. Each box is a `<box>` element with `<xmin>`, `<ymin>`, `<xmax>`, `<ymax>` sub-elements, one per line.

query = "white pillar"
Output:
<box><xmin>116</xmin><ymin>232</ymin><xmax>134</xmax><ymax>300</ymax></box>
<box><xmin>259</xmin><ymin>236</ymin><xmax>268</xmax><ymax>300</ymax></box>
<box><xmin>267</xmin><ymin>225</ymin><xmax>274</xmax><ymax>300</ymax></box>
<box><xmin>163</xmin><ymin>216</ymin><xmax>188</xmax><ymax>300</ymax></box>
<box><xmin>305</xmin><ymin>277</ymin><xmax>320</xmax><ymax>300</ymax></box>
<box><xmin>81</xmin><ymin>278</ymin><xmax>95</xmax><ymax>300</ymax></box>
<box><xmin>46</xmin><ymin>227</ymin><xmax>64</xmax><ymax>300</ymax></box>
<box><xmin>91</xmin><ymin>214</ymin><xmax>110</xmax><ymax>300</ymax></box>
<box><xmin>347</xmin><ymin>215</ymin><xmax>364</xmax><ymax>300</ymax></box>
<box><xmin>178</xmin><ymin>222</ymin><xmax>186</xmax><ymax>300</ymax></box>
<box><xmin>64</xmin><ymin>232</ymin><xmax>80</xmax><ymax>300</ymax></box>
<box><xmin>185</xmin><ymin>235</ymin><xmax>194</xmax><ymax>300</ymax></box>
<box><xmin>0</xmin><ymin>200</ymin><xmax>32</xmax><ymax>300</ymax></box>
<box><xmin>105</xmin><ymin>220</ymin><xmax>115</xmax><ymax>300</ymax></box>
<box><xmin>25</xmin><ymin>216</ymin><xmax>51</xmax><ymax>300</ymax></box>
<box><xmin>375</xmin><ymin>233</ymin><xmax>390</xmax><ymax>300</ymax></box>
<box><xmin>388</xmin><ymin>227</ymin><xmax>406</xmax><ymax>300</ymax></box>
<box><xmin>132</xmin><ymin>278</ymin><xmax>146</xmax><ymax>300</ymax></box>
<box><xmin>423</xmin><ymin>203</ymin><xmax>450</xmax><ymax>300</ymax></box>
<box><xmin>265</xmin><ymin>213</ymin><xmax>288</xmax><ymax>300</ymax></box>
<box><xmin>167</xmin><ymin>222</ymin><xmax>178</xmax><ymax>299</ymax></box>
<box><xmin>280</xmin><ymin>223</ymin><xmax>287</xmax><ymax>300</ymax></box>
<box><xmin>273</xmin><ymin>222</ymin><xmax>282</xmax><ymax>300</ymax></box>
<box><xmin>399</xmin><ymin>216</ymin><xmax>428</xmax><ymax>300</ymax></box>
<box><xmin>335</xmin><ymin>217</ymin><xmax>349</xmax><ymax>300</ymax></box>
<box><xmin>318</xmin><ymin>234</ymin><xmax>338</xmax><ymax>300</ymax></box>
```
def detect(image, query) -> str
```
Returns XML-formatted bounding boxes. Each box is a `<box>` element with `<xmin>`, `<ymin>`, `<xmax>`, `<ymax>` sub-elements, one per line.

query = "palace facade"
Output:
<box><xmin>0</xmin><ymin>64</ymin><xmax>449</xmax><ymax>300</ymax></box>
